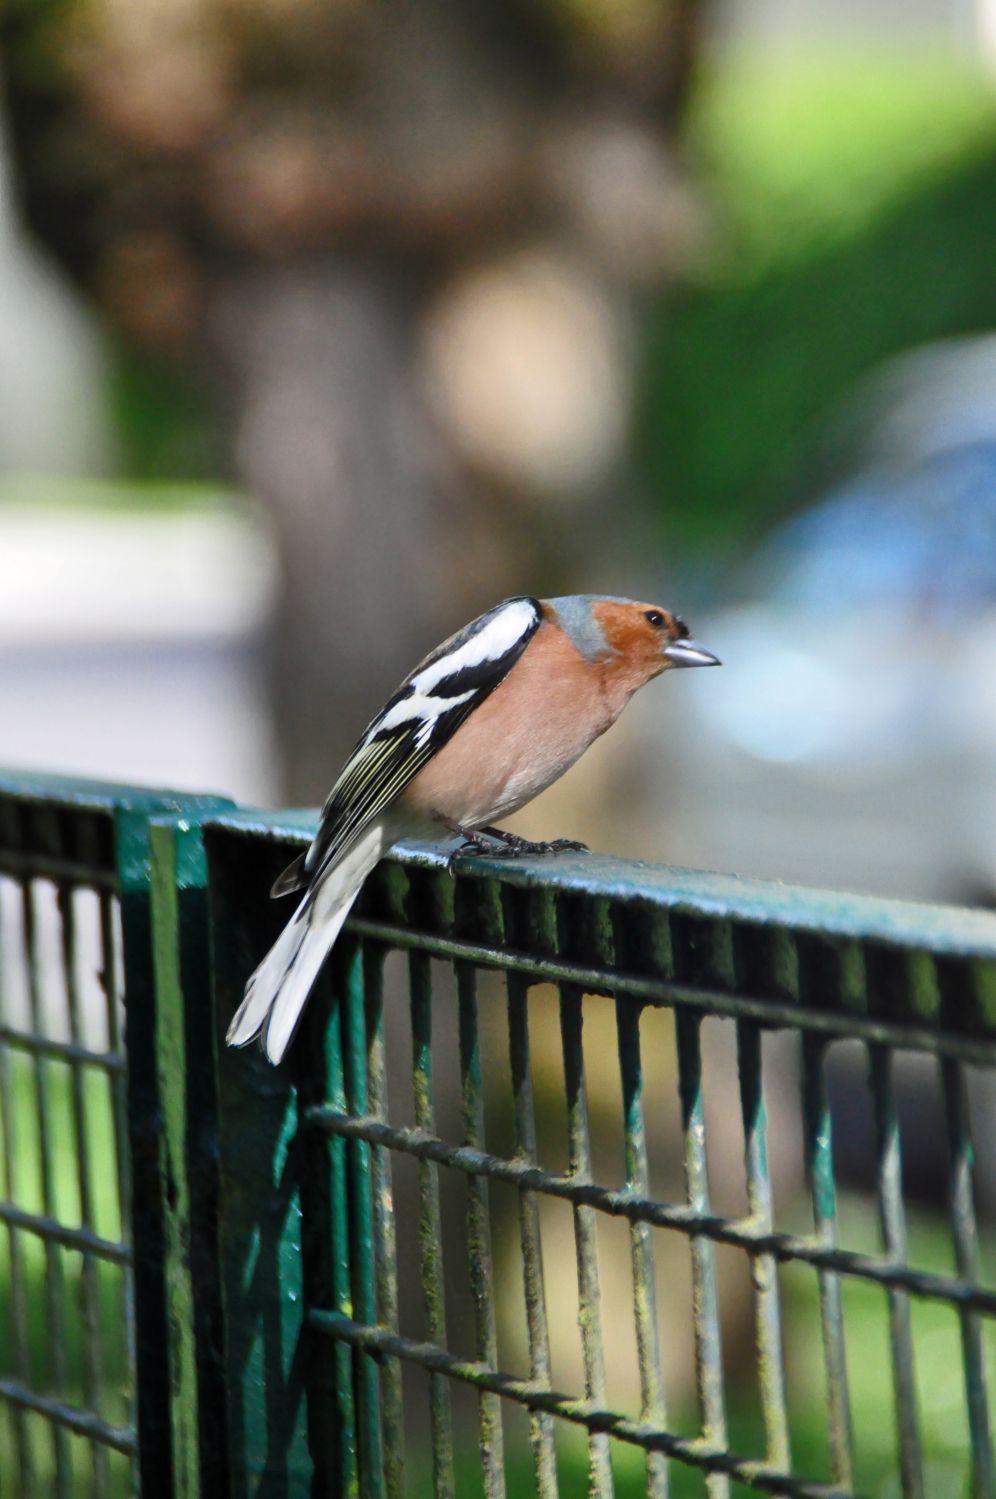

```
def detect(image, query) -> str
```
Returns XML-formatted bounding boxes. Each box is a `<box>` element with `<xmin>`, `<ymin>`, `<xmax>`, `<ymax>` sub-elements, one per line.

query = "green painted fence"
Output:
<box><xmin>2</xmin><ymin>772</ymin><xmax>995</xmax><ymax>1498</ymax></box>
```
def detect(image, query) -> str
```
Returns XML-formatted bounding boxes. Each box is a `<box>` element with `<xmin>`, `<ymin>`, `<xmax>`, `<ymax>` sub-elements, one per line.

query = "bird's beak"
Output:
<box><xmin>663</xmin><ymin>637</ymin><xmax>722</xmax><ymax>668</ymax></box>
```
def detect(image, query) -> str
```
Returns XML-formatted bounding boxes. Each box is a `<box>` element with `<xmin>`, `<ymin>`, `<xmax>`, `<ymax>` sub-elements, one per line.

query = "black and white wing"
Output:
<box><xmin>272</xmin><ymin>596</ymin><xmax>543</xmax><ymax>898</ymax></box>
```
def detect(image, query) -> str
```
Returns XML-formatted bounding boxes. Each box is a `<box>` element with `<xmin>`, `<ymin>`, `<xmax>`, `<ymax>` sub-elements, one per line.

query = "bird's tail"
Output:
<box><xmin>226</xmin><ymin>820</ymin><xmax>388</xmax><ymax>1065</ymax></box>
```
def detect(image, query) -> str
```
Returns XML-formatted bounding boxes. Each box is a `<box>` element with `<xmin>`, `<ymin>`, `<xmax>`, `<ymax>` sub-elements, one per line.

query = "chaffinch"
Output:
<box><xmin>228</xmin><ymin>594</ymin><xmax>720</xmax><ymax>1062</ymax></box>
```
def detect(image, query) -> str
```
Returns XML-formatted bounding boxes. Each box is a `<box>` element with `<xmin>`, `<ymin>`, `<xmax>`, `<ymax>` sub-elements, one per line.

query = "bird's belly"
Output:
<box><xmin>401</xmin><ymin>678</ymin><xmax>613</xmax><ymax>829</ymax></box>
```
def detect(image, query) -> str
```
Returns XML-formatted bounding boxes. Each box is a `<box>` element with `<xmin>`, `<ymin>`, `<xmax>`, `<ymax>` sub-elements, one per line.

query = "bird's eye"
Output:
<box><xmin>644</xmin><ymin>610</ymin><xmax>665</xmax><ymax>628</ymax></box>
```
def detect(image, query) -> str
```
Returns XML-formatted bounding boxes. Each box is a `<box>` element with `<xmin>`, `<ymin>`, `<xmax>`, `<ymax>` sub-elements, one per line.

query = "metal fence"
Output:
<box><xmin>2</xmin><ymin>773</ymin><xmax>996</xmax><ymax>1498</ymax></box>
<box><xmin>0</xmin><ymin>773</ymin><xmax>232</xmax><ymax>1499</ymax></box>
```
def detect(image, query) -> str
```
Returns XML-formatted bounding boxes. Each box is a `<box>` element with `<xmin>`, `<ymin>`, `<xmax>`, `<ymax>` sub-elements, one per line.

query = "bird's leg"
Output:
<box><xmin>442</xmin><ymin>821</ymin><xmax>589</xmax><ymax>869</ymax></box>
<box><xmin>480</xmin><ymin>826</ymin><xmax>589</xmax><ymax>856</ymax></box>
<box><xmin>441</xmin><ymin>820</ymin><xmax>516</xmax><ymax>867</ymax></box>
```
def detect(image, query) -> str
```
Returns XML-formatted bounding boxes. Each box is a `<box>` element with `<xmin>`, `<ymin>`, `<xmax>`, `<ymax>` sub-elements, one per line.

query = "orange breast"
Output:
<box><xmin>400</xmin><ymin>621</ymin><xmax>619</xmax><ymax>828</ymax></box>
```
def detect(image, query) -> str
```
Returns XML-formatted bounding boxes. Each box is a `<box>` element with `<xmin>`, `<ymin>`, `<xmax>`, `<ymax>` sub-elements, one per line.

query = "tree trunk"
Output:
<box><xmin>210</xmin><ymin>257</ymin><xmax>524</xmax><ymax>802</ymax></box>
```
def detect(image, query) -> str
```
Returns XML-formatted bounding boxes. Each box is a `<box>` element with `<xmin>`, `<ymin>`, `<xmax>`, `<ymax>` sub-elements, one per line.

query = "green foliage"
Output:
<box><xmin>639</xmin><ymin>53</ymin><xmax>996</xmax><ymax>554</ymax></box>
<box><xmin>690</xmin><ymin>53</ymin><xmax>996</xmax><ymax>267</ymax></box>
<box><xmin>108</xmin><ymin>347</ymin><xmax>221</xmax><ymax>482</ymax></box>
<box><xmin>0</xmin><ymin>472</ymin><xmax>232</xmax><ymax>513</ymax></box>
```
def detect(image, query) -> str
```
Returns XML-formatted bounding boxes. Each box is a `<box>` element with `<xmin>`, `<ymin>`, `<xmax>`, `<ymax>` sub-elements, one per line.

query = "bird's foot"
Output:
<box><xmin>480</xmin><ymin>826</ymin><xmax>590</xmax><ymax>857</ymax></box>
<box><xmin>443</xmin><ymin>821</ymin><xmax>588</xmax><ymax>869</ymax></box>
<box><xmin>443</xmin><ymin>824</ymin><xmax>511</xmax><ymax>870</ymax></box>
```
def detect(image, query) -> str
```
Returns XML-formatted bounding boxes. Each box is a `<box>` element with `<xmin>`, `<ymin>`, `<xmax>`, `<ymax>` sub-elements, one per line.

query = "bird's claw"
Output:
<box><xmin>448</xmin><ymin>837</ymin><xmax>519</xmax><ymax>866</ymax></box>
<box><xmin>485</xmin><ymin>827</ymin><xmax>589</xmax><ymax>856</ymax></box>
<box><xmin>504</xmin><ymin>836</ymin><xmax>589</xmax><ymax>856</ymax></box>
<box><xmin>445</xmin><ymin>836</ymin><xmax>506</xmax><ymax>872</ymax></box>
<box><xmin>445</xmin><ymin>824</ymin><xmax>589</xmax><ymax>871</ymax></box>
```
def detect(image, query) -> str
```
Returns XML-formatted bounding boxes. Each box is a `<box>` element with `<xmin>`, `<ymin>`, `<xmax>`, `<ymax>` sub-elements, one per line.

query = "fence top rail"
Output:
<box><xmin>0</xmin><ymin>767</ymin><xmax>228</xmax><ymax>818</ymax></box>
<box><xmin>0</xmin><ymin>768</ymin><xmax>233</xmax><ymax>887</ymax></box>
<box><xmin>204</xmin><ymin>808</ymin><xmax>996</xmax><ymax>963</ymax></box>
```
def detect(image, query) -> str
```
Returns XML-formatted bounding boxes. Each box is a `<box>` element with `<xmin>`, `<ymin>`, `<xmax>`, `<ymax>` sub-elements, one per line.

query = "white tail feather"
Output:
<box><xmin>226</xmin><ymin>820</ymin><xmax>389</xmax><ymax>1064</ymax></box>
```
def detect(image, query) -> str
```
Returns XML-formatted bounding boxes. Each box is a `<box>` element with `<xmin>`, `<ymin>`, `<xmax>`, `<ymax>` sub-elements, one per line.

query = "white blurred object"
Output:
<box><xmin>421</xmin><ymin>246</ymin><xmax>631</xmax><ymax>499</ymax></box>
<box><xmin>0</xmin><ymin>493</ymin><xmax>279</xmax><ymax>804</ymax></box>
<box><xmin>0</xmin><ymin>120</ymin><xmax>116</xmax><ymax>475</ymax></box>
<box><xmin>0</xmin><ymin>494</ymin><xmax>274</xmax><ymax>645</ymax></box>
<box><xmin>710</xmin><ymin>0</ymin><xmax>984</xmax><ymax>52</ymax></box>
<box><xmin>978</xmin><ymin>0</ymin><xmax>996</xmax><ymax>72</ymax></box>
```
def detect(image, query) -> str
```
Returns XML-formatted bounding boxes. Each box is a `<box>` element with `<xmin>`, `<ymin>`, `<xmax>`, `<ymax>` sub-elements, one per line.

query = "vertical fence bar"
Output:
<box><xmin>940</xmin><ymin>1055</ymin><xmax>994</xmax><ymax>1498</ymax></box>
<box><xmin>559</xmin><ymin>982</ymin><xmax>614</xmax><ymax>1499</ymax></box>
<box><xmin>410</xmin><ymin>947</ymin><xmax>456</xmax><ymax>1498</ymax></box>
<box><xmin>457</xmin><ymin>960</ymin><xmax>506</xmax><ymax>1499</ymax></box>
<box><xmin>99</xmin><ymin>881</ymin><xmax>141</xmax><ymax>1499</ymax></box>
<box><xmin>22</xmin><ymin>878</ymin><xmax>73</xmax><ymax>1498</ymax></box>
<box><xmin>615</xmin><ymin>993</ymin><xmax>669</xmax><ymax>1499</ymax></box>
<box><xmin>506</xmin><ymin>968</ymin><xmax>559</xmax><ymax>1499</ymax></box>
<box><xmin>150</xmin><ymin>814</ymin><xmax>241</xmax><ymax>1499</ymax></box>
<box><xmin>326</xmin><ymin>966</ymin><xmax>359</xmax><ymax>1495</ymax></box>
<box><xmin>0</xmin><ymin>878</ymin><xmax>33</xmax><ymax>1491</ymax></box>
<box><xmin>736</xmin><ymin>1019</ymin><xmax>791</xmax><ymax>1474</ymax></box>
<box><xmin>546</xmin><ymin>887</ymin><xmax>612</xmax><ymax>1498</ymax></box>
<box><xmin>799</xmin><ymin>1033</ymin><xmax>854</xmax><ymax>1489</ymax></box>
<box><xmin>149</xmin><ymin>821</ymin><xmax>203</xmax><ymax>1499</ymax></box>
<box><xmin>365</xmin><ymin>941</ymin><xmax>406</xmax><ymax>1499</ymax></box>
<box><xmin>59</xmin><ymin>883</ymin><xmax>110</xmax><ymax>1498</ymax></box>
<box><xmin>123</xmin><ymin>795</ymin><xmax>237</xmax><ymax>1499</ymax></box>
<box><xmin>868</xmin><ymin>1043</ymin><xmax>924</xmax><ymax>1499</ymax></box>
<box><xmin>611</xmin><ymin>901</ymin><xmax>674</xmax><ymax>1499</ymax></box>
<box><xmin>340</xmin><ymin>938</ymin><xmax>384</xmax><ymax>1498</ymax></box>
<box><xmin>116</xmin><ymin>802</ymin><xmax>177</xmax><ymax>1499</ymax></box>
<box><xmin>99</xmin><ymin>888</ymin><xmax>136</xmax><ymax>1484</ymax></box>
<box><xmin>674</xmin><ymin>1007</ymin><xmax>729</xmax><ymax>1499</ymax></box>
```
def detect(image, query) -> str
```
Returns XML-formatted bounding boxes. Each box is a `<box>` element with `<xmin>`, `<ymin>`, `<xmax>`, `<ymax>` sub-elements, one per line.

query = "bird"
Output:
<box><xmin>227</xmin><ymin>594</ymin><xmax>720</xmax><ymax>1063</ymax></box>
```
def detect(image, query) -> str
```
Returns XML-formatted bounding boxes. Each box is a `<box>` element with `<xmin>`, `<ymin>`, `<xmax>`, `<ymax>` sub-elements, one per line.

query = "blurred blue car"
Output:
<box><xmin>657</xmin><ymin>364</ymin><xmax>996</xmax><ymax>906</ymax></box>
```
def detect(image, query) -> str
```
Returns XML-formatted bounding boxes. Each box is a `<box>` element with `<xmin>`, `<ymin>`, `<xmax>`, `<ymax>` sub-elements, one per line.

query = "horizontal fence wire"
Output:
<box><xmin>308</xmin><ymin>1311</ymin><xmax>852</xmax><ymax>1499</ymax></box>
<box><xmin>0</xmin><ymin>1025</ymin><xmax>126</xmax><ymax>1072</ymax></box>
<box><xmin>0</xmin><ymin>1201</ymin><xmax>131</xmax><ymax>1263</ymax></box>
<box><xmin>344</xmin><ymin>915</ymin><xmax>996</xmax><ymax>1066</ymax></box>
<box><xmin>303</xmin><ymin>1106</ymin><xmax>996</xmax><ymax>1314</ymax></box>
<box><xmin>0</xmin><ymin>1378</ymin><xmax>138</xmax><ymax>1455</ymax></box>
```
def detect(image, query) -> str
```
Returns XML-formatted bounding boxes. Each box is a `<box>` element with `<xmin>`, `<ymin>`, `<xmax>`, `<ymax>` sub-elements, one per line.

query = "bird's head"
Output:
<box><xmin>544</xmin><ymin>595</ymin><xmax>721</xmax><ymax>688</ymax></box>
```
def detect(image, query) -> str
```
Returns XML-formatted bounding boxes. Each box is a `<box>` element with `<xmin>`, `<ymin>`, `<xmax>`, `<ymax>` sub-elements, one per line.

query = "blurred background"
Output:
<box><xmin>3</xmin><ymin>0</ymin><xmax>996</xmax><ymax>907</ymax></box>
<box><xmin>2</xmin><ymin>2</ymin><xmax>995</xmax><ymax>1495</ymax></box>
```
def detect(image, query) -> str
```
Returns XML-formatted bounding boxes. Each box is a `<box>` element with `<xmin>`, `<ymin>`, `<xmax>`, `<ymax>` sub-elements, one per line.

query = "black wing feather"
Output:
<box><xmin>271</xmin><ymin>598</ymin><xmax>542</xmax><ymax>899</ymax></box>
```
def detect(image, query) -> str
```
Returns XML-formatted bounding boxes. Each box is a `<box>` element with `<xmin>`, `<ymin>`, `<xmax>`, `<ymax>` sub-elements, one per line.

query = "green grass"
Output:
<box><xmin>782</xmin><ymin>1196</ymin><xmax>995</xmax><ymax>1498</ymax></box>
<box><xmin>1</xmin><ymin>1050</ymin><xmax>133</xmax><ymax>1499</ymax></box>
<box><xmin>0</xmin><ymin>471</ymin><xmax>242</xmax><ymax>515</ymax></box>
